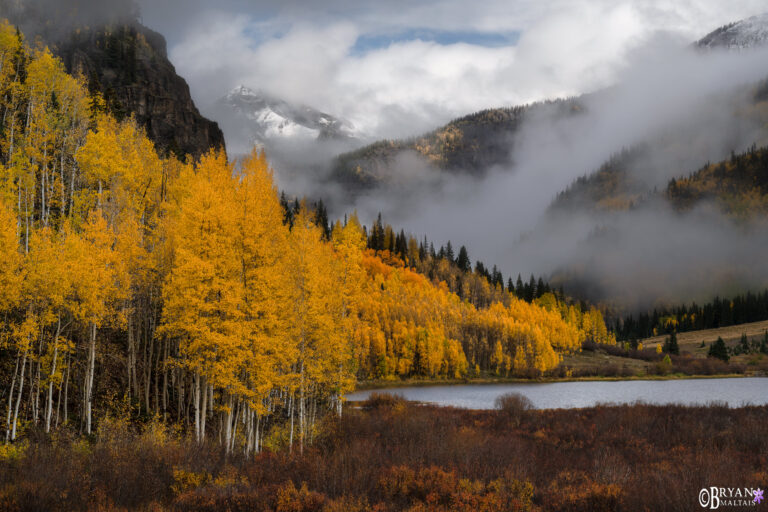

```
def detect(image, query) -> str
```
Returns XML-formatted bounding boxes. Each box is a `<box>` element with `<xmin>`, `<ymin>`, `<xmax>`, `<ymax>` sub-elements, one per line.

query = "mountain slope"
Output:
<box><xmin>221</xmin><ymin>85</ymin><xmax>357</xmax><ymax>144</ymax></box>
<box><xmin>697</xmin><ymin>12</ymin><xmax>768</xmax><ymax>49</ymax></box>
<box><xmin>667</xmin><ymin>144</ymin><xmax>768</xmax><ymax>218</ymax></box>
<box><xmin>2</xmin><ymin>1</ymin><xmax>224</xmax><ymax>158</ymax></box>
<box><xmin>57</xmin><ymin>23</ymin><xmax>225</xmax><ymax>158</ymax></box>
<box><xmin>331</xmin><ymin>100</ymin><xmax>581</xmax><ymax>188</ymax></box>
<box><xmin>549</xmin><ymin>79</ymin><xmax>768</xmax><ymax>215</ymax></box>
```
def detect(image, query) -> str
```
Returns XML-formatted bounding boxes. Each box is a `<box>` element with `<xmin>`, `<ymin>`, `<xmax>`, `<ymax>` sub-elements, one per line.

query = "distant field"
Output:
<box><xmin>559</xmin><ymin>320</ymin><xmax>768</xmax><ymax>377</ymax></box>
<box><xmin>641</xmin><ymin>319</ymin><xmax>768</xmax><ymax>355</ymax></box>
<box><xmin>561</xmin><ymin>349</ymin><xmax>650</xmax><ymax>374</ymax></box>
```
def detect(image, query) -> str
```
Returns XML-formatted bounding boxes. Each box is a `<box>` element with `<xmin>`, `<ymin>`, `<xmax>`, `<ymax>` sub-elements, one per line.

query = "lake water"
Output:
<box><xmin>347</xmin><ymin>377</ymin><xmax>768</xmax><ymax>409</ymax></box>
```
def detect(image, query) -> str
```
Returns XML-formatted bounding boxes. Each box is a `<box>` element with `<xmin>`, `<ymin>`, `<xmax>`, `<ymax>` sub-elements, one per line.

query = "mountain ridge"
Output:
<box><xmin>220</xmin><ymin>85</ymin><xmax>359</xmax><ymax>145</ymax></box>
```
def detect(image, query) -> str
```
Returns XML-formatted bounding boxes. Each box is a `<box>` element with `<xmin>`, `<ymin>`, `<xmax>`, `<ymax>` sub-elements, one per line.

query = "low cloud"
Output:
<box><xmin>161</xmin><ymin>0</ymin><xmax>767</xmax><ymax>140</ymax></box>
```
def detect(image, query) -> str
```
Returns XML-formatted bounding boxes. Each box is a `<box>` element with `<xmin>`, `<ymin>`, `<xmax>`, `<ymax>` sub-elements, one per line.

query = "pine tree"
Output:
<box><xmin>444</xmin><ymin>240</ymin><xmax>454</xmax><ymax>263</ymax></box>
<box><xmin>456</xmin><ymin>246</ymin><xmax>470</xmax><ymax>272</ymax></box>
<box><xmin>663</xmin><ymin>331</ymin><xmax>679</xmax><ymax>355</ymax></box>
<box><xmin>708</xmin><ymin>337</ymin><xmax>729</xmax><ymax>362</ymax></box>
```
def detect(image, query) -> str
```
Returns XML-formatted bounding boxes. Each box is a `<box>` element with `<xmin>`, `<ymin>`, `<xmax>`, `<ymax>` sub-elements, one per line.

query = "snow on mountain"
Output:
<box><xmin>697</xmin><ymin>12</ymin><xmax>768</xmax><ymax>50</ymax></box>
<box><xmin>220</xmin><ymin>85</ymin><xmax>359</xmax><ymax>144</ymax></box>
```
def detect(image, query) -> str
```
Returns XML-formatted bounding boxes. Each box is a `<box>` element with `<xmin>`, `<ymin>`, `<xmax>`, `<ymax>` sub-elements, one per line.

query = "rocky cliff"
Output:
<box><xmin>1</xmin><ymin>0</ymin><xmax>224</xmax><ymax>158</ymax></box>
<box><xmin>55</xmin><ymin>23</ymin><xmax>224</xmax><ymax>158</ymax></box>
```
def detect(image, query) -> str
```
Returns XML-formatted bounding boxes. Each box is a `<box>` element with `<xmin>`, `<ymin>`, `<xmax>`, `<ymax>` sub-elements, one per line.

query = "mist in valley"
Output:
<box><xmin>320</xmin><ymin>39</ymin><xmax>768</xmax><ymax>310</ymax></box>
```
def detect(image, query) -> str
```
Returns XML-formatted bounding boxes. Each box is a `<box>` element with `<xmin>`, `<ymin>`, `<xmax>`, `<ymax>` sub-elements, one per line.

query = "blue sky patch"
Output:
<box><xmin>351</xmin><ymin>28</ymin><xmax>520</xmax><ymax>55</ymax></box>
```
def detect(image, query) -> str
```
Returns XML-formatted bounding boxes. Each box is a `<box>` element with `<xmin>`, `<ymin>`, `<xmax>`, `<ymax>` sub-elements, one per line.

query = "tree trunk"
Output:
<box><xmin>194</xmin><ymin>371</ymin><xmax>201</xmax><ymax>443</ymax></box>
<box><xmin>5</xmin><ymin>356</ymin><xmax>19</xmax><ymax>442</ymax></box>
<box><xmin>11</xmin><ymin>349</ymin><xmax>27</xmax><ymax>441</ymax></box>
<box><xmin>200</xmin><ymin>377</ymin><xmax>207</xmax><ymax>441</ymax></box>
<box><xmin>45</xmin><ymin>315</ymin><xmax>62</xmax><ymax>433</ymax></box>
<box><xmin>84</xmin><ymin>323</ymin><xmax>97</xmax><ymax>435</ymax></box>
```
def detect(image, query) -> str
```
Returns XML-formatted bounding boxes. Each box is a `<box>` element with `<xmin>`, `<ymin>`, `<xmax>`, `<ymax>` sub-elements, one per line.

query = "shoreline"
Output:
<box><xmin>353</xmin><ymin>372</ymin><xmax>758</xmax><ymax>391</ymax></box>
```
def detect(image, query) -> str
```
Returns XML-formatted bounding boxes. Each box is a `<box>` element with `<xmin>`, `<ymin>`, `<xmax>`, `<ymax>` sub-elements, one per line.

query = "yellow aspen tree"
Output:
<box><xmin>161</xmin><ymin>151</ymin><xmax>245</xmax><ymax>444</ymax></box>
<box><xmin>286</xmin><ymin>204</ymin><xmax>347</xmax><ymax>453</ymax></box>
<box><xmin>232</xmin><ymin>150</ymin><xmax>293</xmax><ymax>453</ymax></box>
<box><xmin>0</xmin><ymin>198</ymin><xmax>23</xmax><ymax>441</ymax></box>
<box><xmin>67</xmin><ymin>212</ymin><xmax>126</xmax><ymax>434</ymax></box>
<box><xmin>330</xmin><ymin>213</ymin><xmax>367</xmax><ymax>414</ymax></box>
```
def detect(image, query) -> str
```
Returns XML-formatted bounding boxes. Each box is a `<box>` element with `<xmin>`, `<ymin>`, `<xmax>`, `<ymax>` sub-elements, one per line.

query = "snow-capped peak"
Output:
<box><xmin>220</xmin><ymin>85</ymin><xmax>359</xmax><ymax>143</ymax></box>
<box><xmin>697</xmin><ymin>12</ymin><xmax>768</xmax><ymax>50</ymax></box>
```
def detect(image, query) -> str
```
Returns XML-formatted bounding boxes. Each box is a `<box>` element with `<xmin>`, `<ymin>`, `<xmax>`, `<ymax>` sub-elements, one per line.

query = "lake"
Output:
<box><xmin>347</xmin><ymin>377</ymin><xmax>768</xmax><ymax>409</ymax></box>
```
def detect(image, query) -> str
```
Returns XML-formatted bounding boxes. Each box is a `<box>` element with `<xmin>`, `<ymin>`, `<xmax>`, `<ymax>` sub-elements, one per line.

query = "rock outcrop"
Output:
<box><xmin>55</xmin><ymin>23</ymin><xmax>224</xmax><ymax>158</ymax></box>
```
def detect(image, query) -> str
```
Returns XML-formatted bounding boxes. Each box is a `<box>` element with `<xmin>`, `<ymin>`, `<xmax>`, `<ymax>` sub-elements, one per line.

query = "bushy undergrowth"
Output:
<box><xmin>0</xmin><ymin>399</ymin><xmax>765</xmax><ymax>511</ymax></box>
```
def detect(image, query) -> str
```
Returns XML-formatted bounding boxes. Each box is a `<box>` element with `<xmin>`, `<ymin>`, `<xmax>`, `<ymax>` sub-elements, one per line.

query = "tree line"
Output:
<box><xmin>615</xmin><ymin>290</ymin><xmax>768</xmax><ymax>341</ymax></box>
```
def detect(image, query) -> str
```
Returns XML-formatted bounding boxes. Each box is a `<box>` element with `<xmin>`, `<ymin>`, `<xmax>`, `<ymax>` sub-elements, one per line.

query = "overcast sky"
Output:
<box><xmin>136</xmin><ymin>0</ymin><xmax>767</xmax><ymax>139</ymax></box>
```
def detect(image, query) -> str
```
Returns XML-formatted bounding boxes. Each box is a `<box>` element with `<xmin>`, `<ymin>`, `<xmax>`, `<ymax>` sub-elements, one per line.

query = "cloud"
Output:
<box><xmin>138</xmin><ymin>0</ymin><xmax>768</xmax><ymax>308</ymax></box>
<box><xmin>159</xmin><ymin>0</ymin><xmax>767</xmax><ymax>141</ymax></box>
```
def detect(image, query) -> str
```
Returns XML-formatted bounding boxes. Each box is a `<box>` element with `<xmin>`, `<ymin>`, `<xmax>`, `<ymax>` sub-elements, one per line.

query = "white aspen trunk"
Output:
<box><xmin>200</xmin><ymin>378</ymin><xmax>207</xmax><ymax>441</ymax></box>
<box><xmin>255</xmin><ymin>414</ymin><xmax>261</xmax><ymax>454</ymax></box>
<box><xmin>162</xmin><ymin>339</ymin><xmax>168</xmax><ymax>422</ymax></box>
<box><xmin>299</xmin><ymin>361</ymin><xmax>305</xmax><ymax>454</ymax></box>
<box><xmin>230</xmin><ymin>399</ymin><xmax>241</xmax><ymax>454</ymax></box>
<box><xmin>32</xmin><ymin>328</ymin><xmax>44</xmax><ymax>425</ymax></box>
<box><xmin>5</xmin><ymin>356</ymin><xmax>19</xmax><ymax>442</ymax></box>
<box><xmin>11</xmin><ymin>350</ymin><xmax>28</xmax><ymax>441</ymax></box>
<box><xmin>63</xmin><ymin>352</ymin><xmax>69</xmax><ymax>425</ymax></box>
<box><xmin>60</xmin><ymin>152</ymin><xmax>65</xmax><ymax>216</ymax></box>
<box><xmin>55</xmin><ymin>364</ymin><xmax>63</xmax><ymax>429</ymax></box>
<box><xmin>224</xmin><ymin>395</ymin><xmax>233</xmax><ymax>454</ymax></box>
<box><xmin>41</xmin><ymin>143</ymin><xmax>47</xmax><ymax>225</ymax></box>
<box><xmin>144</xmin><ymin>334</ymin><xmax>154</xmax><ymax>413</ymax></box>
<box><xmin>194</xmin><ymin>371</ymin><xmax>201</xmax><ymax>443</ymax></box>
<box><xmin>45</xmin><ymin>316</ymin><xmax>62</xmax><ymax>433</ymax></box>
<box><xmin>85</xmin><ymin>323</ymin><xmax>96</xmax><ymax>435</ymax></box>
<box><xmin>288</xmin><ymin>393</ymin><xmax>294</xmax><ymax>452</ymax></box>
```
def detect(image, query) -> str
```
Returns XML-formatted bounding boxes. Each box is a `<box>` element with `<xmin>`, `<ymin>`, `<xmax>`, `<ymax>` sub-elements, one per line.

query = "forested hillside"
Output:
<box><xmin>667</xmin><ymin>144</ymin><xmax>768</xmax><ymax>217</ymax></box>
<box><xmin>0</xmin><ymin>20</ymin><xmax>610</xmax><ymax>452</ymax></box>
<box><xmin>616</xmin><ymin>289</ymin><xmax>768</xmax><ymax>341</ymax></box>
<box><xmin>550</xmin><ymin>81</ymin><xmax>768</xmax><ymax>215</ymax></box>
<box><xmin>332</xmin><ymin>100</ymin><xmax>580</xmax><ymax>188</ymax></box>
<box><xmin>550</xmin><ymin>146</ymin><xmax>654</xmax><ymax>213</ymax></box>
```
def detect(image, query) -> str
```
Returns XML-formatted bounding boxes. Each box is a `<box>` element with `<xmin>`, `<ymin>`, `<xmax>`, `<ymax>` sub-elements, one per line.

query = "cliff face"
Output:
<box><xmin>54</xmin><ymin>23</ymin><xmax>224</xmax><ymax>159</ymax></box>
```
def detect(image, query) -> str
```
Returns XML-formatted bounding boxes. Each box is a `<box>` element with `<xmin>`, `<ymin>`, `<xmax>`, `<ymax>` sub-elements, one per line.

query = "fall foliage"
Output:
<box><xmin>0</xmin><ymin>20</ymin><xmax>613</xmax><ymax>453</ymax></box>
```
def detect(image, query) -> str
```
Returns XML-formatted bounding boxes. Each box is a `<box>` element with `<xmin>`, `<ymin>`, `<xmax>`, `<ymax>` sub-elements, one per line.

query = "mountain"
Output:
<box><xmin>220</xmin><ymin>86</ymin><xmax>358</xmax><ymax>145</ymax></box>
<box><xmin>667</xmin><ymin>144</ymin><xmax>768</xmax><ymax>218</ymax></box>
<box><xmin>697</xmin><ymin>12</ymin><xmax>768</xmax><ymax>50</ymax></box>
<box><xmin>2</xmin><ymin>2</ymin><xmax>224</xmax><ymax>158</ymax></box>
<box><xmin>549</xmin><ymin>77</ymin><xmax>768</xmax><ymax>215</ymax></box>
<box><xmin>329</xmin><ymin>13</ymin><xmax>768</xmax><ymax>197</ymax></box>
<box><xmin>331</xmin><ymin>100</ymin><xmax>581</xmax><ymax>188</ymax></box>
<box><xmin>57</xmin><ymin>23</ymin><xmax>225</xmax><ymax>158</ymax></box>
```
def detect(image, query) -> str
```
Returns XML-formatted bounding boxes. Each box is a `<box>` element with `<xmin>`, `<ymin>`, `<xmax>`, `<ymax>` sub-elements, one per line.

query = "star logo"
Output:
<box><xmin>754</xmin><ymin>488</ymin><xmax>764</xmax><ymax>504</ymax></box>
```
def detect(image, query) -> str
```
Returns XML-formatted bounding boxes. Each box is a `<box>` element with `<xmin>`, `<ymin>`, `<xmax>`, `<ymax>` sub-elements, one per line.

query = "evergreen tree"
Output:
<box><xmin>444</xmin><ymin>241</ymin><xmax>455</xmax><ymax>263</ymax></box>
<box><xmin>663</xmin><ymin>331</ymin><xmax>679</xmax><ymax>355</ymax></box>
<box><xmin>280</xmin><ymin>192</ymin><xmax>294</xmax><ymax>227</ymax></box>
<box><xmin>740</xmin><ymin>332</ymin><xmax>749</xmax><ymax>354</ymax></box>
<box><xmin>457</xmin><ymin>246</ymin><xmax>470</xmax><ymax>272</ymax></box>
<box><xmin>708</xmin><ymin>337</ymin><xmax>730</xmax><ymax>362</ymax></box>
<box><xmin>313</xmin><ymin>200</ymin><xmax>331</xmax><ymax>240</ymax></box>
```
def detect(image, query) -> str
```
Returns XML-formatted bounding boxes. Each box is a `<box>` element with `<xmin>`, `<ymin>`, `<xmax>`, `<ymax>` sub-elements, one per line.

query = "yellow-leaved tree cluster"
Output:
<box><xmin>0</xmin><ymin>19</ymin><xmax>611</xmax><ymax>453</ymax></box>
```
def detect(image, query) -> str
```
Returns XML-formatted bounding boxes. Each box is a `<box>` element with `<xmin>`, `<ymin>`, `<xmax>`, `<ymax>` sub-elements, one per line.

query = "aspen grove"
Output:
<box><xmin>0</xmin><ymin>20</ymin><xmax>608</xmax><ymax>452</ymax></box>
